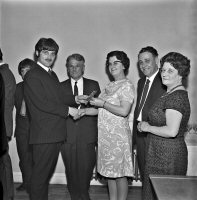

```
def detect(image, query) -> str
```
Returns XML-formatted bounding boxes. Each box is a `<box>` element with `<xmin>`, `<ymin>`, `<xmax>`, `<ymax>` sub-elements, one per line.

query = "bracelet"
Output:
<box><xmin>103</xmin><ymin>101</ymin><xmax>106</xmax><ymax>108</ymax></box>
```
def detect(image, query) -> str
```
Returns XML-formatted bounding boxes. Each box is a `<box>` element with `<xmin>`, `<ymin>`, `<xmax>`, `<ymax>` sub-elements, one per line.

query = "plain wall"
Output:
<box><xmin>1</xmin><ymin>0</ymin><xmax>197</xmax><ymax>178</ymax></box>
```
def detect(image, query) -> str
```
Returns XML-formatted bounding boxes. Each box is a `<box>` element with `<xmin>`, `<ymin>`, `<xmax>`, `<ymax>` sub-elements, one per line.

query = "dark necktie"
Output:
<box><xmin>137</xmin><ymin>79</ymin><xmax>150</xmax><ymax>117</ymax></box>
<box><xmin>48</xmin><ymin>68</ymin><xmax>52</xmax><ymax>75</ymax></box>
<box><xmin>74</xmin><ymin>81</ymin><xmax>78</xmax><ymax>96</ymax></box>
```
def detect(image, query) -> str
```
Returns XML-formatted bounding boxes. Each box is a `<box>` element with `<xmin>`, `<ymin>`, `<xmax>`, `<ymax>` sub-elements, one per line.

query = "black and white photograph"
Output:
<box><xmin>0</xmin><ymin>0</ymin><xmax>197</xmax><ymax>199</ymax></box>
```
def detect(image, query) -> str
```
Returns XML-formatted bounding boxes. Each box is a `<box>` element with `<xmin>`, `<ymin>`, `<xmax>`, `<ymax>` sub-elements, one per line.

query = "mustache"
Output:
<box><xmin>45</xmin><ymin>59</ymin><xmax>53</xmax><ymax>62</ymax></box>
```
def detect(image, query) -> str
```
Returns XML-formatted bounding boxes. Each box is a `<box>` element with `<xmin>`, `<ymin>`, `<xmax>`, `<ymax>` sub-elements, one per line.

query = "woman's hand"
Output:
<box><xmin>89</xmin><ymin>98</ymin><xmax>105</xmax><ymax>108</ymax></box>
<box><xmin>138</xmin><ymin>121</ymin><xmax>150</xmax><ymax>132</ymax></box>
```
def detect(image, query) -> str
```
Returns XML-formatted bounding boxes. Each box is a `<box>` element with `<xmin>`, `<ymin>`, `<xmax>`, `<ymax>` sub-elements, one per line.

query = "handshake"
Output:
<box><xmin>69</xmin><ymin>107</ymin><xmax>86</xmax><ymax>120</ymax></box>
<box><xmin>69</xmin><ymin>91</ymin><xmax>97</xmax><ymax>120</ymax></box>
<box><xmin>68</xmin><ymin>91</ymin><xmax>103</xmax><ymax>120</ymax></box>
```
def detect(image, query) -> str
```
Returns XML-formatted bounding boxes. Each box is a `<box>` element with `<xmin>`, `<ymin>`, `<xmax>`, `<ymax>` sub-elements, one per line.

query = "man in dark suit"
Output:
<box><xmin>0</xmin><ymin>48</ymin><xmax>16</xmax><ymax>200</ymax></box>
<box><xmin>60</xmin><ymin>53</ymin><xmax>101</xmax><ymax>200</ymax></box>
<box><xmin>24</xmin><ymin>38</ymin><xmax>82</xmax><ymax>200</ymax></box>
<box><xmin>133</xmin><ymin>46</ymin><xmax>166</xmax><ymax>185</ymax></box>
<box><xmin>14</xmin><ymin>59</ymin><xmax>35</xmax><ymax>193</ymax></box>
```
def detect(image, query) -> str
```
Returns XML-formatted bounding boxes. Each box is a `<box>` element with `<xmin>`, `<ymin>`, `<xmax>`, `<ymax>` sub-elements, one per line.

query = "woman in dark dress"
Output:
<box><xmin>137</xmin><ymin>52</ymin><xmax>191</xmax><ymax>200</ymax></box>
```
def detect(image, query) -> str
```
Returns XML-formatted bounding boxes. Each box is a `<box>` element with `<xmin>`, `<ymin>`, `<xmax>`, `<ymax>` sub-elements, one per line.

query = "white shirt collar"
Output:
<box><xmin>71</xmin><ymin>77</ymin><xmax>83</xmax><ymax>85</ymax></box>
<box><xmin>37</xmin><ymin>61</ymin><xmax>51</xmax><ymax>72</ymax></box>
<box><xmin>71</xmin><ymin>77</ymin><xmax>83</xmax><ymax>95</ymax></box>
<box><xmin>147</xmin><ymin>69</ymin><xmax>159</xmax><ymax>83</ymax></box>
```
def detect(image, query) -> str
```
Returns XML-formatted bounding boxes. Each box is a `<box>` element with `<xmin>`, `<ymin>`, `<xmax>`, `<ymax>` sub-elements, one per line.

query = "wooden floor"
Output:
<box><xmin>14</xmin><ymin>183</ymin><xmax>142</xmax><ymax>200</ymax></box>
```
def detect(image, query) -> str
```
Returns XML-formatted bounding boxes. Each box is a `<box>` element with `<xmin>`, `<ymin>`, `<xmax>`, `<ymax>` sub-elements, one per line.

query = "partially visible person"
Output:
<box><xmin>14</xmin><ymin>58</ymin><xmax>35</xmax><ymax>193</ymax></box>
<box><xmin>0</xmin><ymin>48</ymin><xmax>16</xmax><ymax>200</ymax></box>
<box><xmin>0</xmin><ymin>74</ymin><xmax>7</xmax><ymax>156</ymax></box>
<box><xmin>89</xmin><ymin>51</ymin><xmax>134</xmax><ymax>200</ymax></box>
<box><xmin>24</xmin><ymin>38</ymin><xmax>85</xmax><ymax>200</ymax></box>
<box><xmin>60</xmin><ymin>53</ymin><xmax>101</xmax><ymax>200</ymax></box>
<box><xmin>138</xmin><ymin>52</ymin><xmax>191</xmax><ymax>200</ymax></box>
<box><xmin>133</xmin><ymin>46</ymin><xmax>166</xmax><ymax>184</ymax></box>
<box><xmin>0</xmin><ymin>48</ymin><xmax>16</xmax><ymax>144</ymax></box>
<box><xmin>0</xmin><ymin>73</ymin><xmax>7</xmax><ymax>200</ymax></box>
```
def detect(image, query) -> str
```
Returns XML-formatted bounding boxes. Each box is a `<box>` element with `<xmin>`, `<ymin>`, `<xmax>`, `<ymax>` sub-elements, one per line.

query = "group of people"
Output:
<box><xmin>133</xmin><ymin>47</ymin><xmax>190</xmax><ymax>200</ymax></box>
<box><xmin>0</xmin><ymin>37</ymin><xmax>191</xmax><ymax>200</ymax></box>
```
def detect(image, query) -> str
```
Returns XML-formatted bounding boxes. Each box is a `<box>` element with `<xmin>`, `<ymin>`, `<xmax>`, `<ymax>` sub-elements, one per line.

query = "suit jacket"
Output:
<box><xmin>60</xmin><ymin>77</ymin><xmax>101</xmax><ymax>144</ymax></box>
<box><xmin>0</xmin><ymin>74</ymin><xmax>7</xmax><ymax>157</ymax></box>
<box><xmin>24</xmin><ymin>62</ymin><xmax>77</xmax><ymax>144</ymax></box>
<box><xmin>14</xmin><ymin>81</ymin><xmax>29</xmax><ymax>137</ymax></box>
<box><xmin>133</xmin><ymin>72</ymin><xmax>166</xmax><ymax>144</ymax></box>
<box><xmin>0</xmin><ymin>63</ymin><xmax>16</xmax><ymax>137</ymax></box>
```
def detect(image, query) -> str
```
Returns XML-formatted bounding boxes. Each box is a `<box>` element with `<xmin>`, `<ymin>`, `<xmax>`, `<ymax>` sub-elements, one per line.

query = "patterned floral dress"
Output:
<box><xmin>143</xmin><ymin>90</ymin><xmax>191</xmax><ymax>200</ymax></box>
<box><xmin>97</xmin><ymin>79</ymin><xmax>134</xmax><ymax>178</ymax></box>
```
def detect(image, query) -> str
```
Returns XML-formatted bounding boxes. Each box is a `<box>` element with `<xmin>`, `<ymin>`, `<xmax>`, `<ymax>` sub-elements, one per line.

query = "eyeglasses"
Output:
<box><xmin>108</xmin><ymin>60</ymin><xmax>122</xmax><ymax>67</ymax></box>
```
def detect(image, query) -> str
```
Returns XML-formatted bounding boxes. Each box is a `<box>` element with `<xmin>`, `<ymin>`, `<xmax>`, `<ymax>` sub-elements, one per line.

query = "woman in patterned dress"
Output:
<box><xmin>90</xmin><ymin>51</ymin><xmax>134</xmax><ymax>200</ymax></box>
<box><xmin>138</xmin><ymin>52</ymin><xmax>191</xmax><ymax>200</ymax></box>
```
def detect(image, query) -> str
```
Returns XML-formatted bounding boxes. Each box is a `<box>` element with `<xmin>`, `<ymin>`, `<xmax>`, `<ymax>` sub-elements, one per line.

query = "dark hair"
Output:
<box><xmin>35</xmin><ymin>38</ymin><xmax>59</xmax><ymax>54</ymax></box>
<box><xmin>106</xmin><ymin>51</ymin><xmax>130</xmax><ymax>76</ymax></box>
<box><xmin>138</xmin><ymin>46</ymin><xmax>158</xmax><ymax>58</ymax></box>
<box><xmin>0</xmin><ymin>48</ymin><xmax>3</xmax><ymax>60</ymax></box>
<box><xmin>18</xmin><ymin>58</ymin><xmax>35</xmax><ymax>76</ymax></box>
<box><xmin>160</xmin><ymin>52</ymin><xmax>190</xmax><ymax>86</ymax></box>
<box><xmin>66</xmin><ymin>53</ymin><xmax>85</xmax><ymax>67</ymax></box>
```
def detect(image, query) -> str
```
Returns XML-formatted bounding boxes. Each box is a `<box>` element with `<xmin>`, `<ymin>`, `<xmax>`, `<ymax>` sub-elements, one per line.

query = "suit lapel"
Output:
<box><xmin>146</xmin><ymin>73</ymin><xmax>160</xmax><ymax>99</ymax></box>
<box><xmin>136</xmin><ymin>78</ymin><xmax>146</xmax><ymax>109</ymax></box>
<box><xmin>36</xmin><ymin>63</ymin><xmax>59</xmax><ymax>82</ymax></box>
<box><xmin>68</xmin><ymin>79</ymin><xmax>74</xmax><ymax>95</ymax></box>
<box><xmin>83</xmin><ymin>78</ymin><xmax>88</xmax><ymax>95</ymax></box>
<box><xmin>138</xmin><ymin>78</ymin><xmax>146</xmax><ymax>98</ymax></box>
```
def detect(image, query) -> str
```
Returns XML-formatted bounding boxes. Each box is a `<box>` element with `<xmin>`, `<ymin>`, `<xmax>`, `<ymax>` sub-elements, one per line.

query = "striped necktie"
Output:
<box><xmin>137</xmin><ymin>79</ymin><xmax>150</xmax><ymax>117</ymax></box>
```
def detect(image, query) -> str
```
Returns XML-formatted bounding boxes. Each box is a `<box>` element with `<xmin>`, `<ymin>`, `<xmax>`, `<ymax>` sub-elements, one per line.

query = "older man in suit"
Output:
<box><xmin>60</xmin><ymin>53</ymin><xmax>101</xmax><ymax>200</ymax></box>
<box><xmin>133</xmin><ymin>46</ymin><xmax>166</xmax><ymax>185</ymax></box>
<box><xmin>24</xmin><ymin>38</ymin><xmax>84</xmax><ymax>200</ymax></box>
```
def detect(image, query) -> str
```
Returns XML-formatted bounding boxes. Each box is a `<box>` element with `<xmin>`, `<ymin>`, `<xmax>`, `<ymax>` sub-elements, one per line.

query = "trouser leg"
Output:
<box><xmin>16</xmin><ymin>134</ymin><xmax>32</xmax><ymax>191</ymax></box>
<box><xmin>0</xmin><ymin>150</ymin><xmax>14</xmax><ymax>200</ymax></box>
<box><xmin>30</xmin><ymin>143</ymin><xmax>61</xmax><ymax>200</ymax></box>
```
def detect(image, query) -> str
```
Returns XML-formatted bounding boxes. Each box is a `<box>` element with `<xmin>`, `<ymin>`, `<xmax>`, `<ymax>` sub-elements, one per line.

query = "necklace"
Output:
<box><xmin>162</xmin><ymin>84</ymin><xmax>183</xmax><ymax>98</ymax></box>
<box><xmin>167</xmin><ymin>84</ymin><xmax>183</xmax><ymax>94</ymax></box>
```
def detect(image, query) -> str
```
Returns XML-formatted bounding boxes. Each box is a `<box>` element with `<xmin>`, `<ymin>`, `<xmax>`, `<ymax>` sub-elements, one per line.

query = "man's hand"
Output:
<box><xmin>68</xmin><ymin>107</ymin><xmax>86</xmax><ymax>120</ymax></box>
<box><xmin>73</xmin><ymin>109</ymin><xmax>86</xmax><ymax>120</ymax></box>
<box><xmin>75</xmin><ymin>95</ymin><xmax>88</xmax><ymax>105</ymax></box>
<box><xmin>69</xmin><ymin>107</ymin><xmax>79</xmax><ymax>119</ymax></box>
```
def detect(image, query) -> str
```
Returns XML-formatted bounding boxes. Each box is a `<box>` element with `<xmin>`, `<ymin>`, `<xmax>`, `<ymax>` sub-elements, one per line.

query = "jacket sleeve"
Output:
<box><xmin>2</xmin><ymin>67</ymin><xmax>16</xmax><ymax>137</ymax></box>
<box><xmin>0</xmin><ymin>74</ymin><xmax>8</xmax><ymax>156</ymax></box>
<box><xmin>24</xmin><ymin>73</ymin><xmax>75</xmax><ymax>118</ymax></box>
